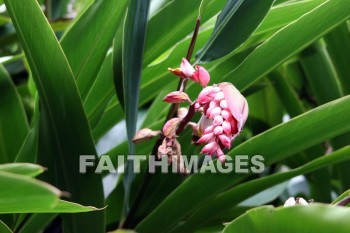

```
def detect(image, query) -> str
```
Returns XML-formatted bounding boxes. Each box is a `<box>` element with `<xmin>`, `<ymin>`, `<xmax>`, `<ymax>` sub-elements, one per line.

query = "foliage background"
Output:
<box><xmin>0</xmin><ymin>0</ymin><xmax>350</xmax><ymax>232</ymax></box>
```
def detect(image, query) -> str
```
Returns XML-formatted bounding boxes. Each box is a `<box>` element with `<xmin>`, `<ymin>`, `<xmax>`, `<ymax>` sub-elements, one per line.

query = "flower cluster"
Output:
<box><xmin>194</xmin><ymin>83</ymin><xmax>248</xmax><ymax>162</ymax></box>
<box><xmin>134</xmin><ymin>58</ymin><xmax>248</xmax><ymax>171</ymax></box>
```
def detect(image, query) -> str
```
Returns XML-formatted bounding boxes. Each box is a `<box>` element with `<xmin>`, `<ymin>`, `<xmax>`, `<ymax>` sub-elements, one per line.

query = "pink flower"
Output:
<box><xmin>168</xmin><ymin>58</ymin><xmax>210</xmax><ymax>87</ymax></box>
<box><xmin>163</xmin><ymin>91</ymin><xmax>191</xmax><ymax>103</ymax></box>
<box><xmin>180</xmin><ymin>58</ymin><xmax>196</xmax><ymax>77</ymax></box>
<box><xmin>195</xmin><ymin>82</ymin><xmax>248</xmax><ymax>162</ymax></box>
<box><xmin>192</xmin><ymin>65</ymin><xmax>210</xmax><ymax>87</ymax></box>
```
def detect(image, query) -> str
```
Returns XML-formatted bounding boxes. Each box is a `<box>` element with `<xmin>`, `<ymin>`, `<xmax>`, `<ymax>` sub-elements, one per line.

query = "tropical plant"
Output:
<box><xmin>0</xmin><ymin>0</ymin><xmax>350</xmax><ymax>232</ymax></box>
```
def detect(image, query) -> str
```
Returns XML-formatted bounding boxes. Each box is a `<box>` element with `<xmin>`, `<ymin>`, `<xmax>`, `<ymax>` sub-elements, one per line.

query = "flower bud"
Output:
<box><xmin>132</xmin><ymin>128</ymin><xmax>161</xmax><ymax>144</ymax></box>
<box><xmin>197</xmin><ymin>132</ymin><xmax>214</xmax><ymax>144</ymax></box>
<box><xmin>201</xmin><ymin>141</ymin><xmax>217</xmax><ymax>155</ymax></box>
<box><xmin>180</xmin><ymin>58</ymin><xmax>196</xmax><ymax>77</ymax></box>
<box><xmin>192</xmin><ymin>65</ymin><xmax>210</xmax><ymax>87</ymax></box>
<box><xmin>163</xmin><ymin>118</ymin><xmax>181</xmax><ymax>138</ymax></box>
<box><xmin>163</xmin><ymin>91</ymin><xmax>191</xmax><ymax>103</ymax></box>
<box><xmin>177</xmin><ymin>107</ymin><xmax>188</xmax><ymax>120</ymax></box>
<box><xmin>218</xmin><ymin>134</ymin><xmax>231</xmax><ymax>149</ymax></box>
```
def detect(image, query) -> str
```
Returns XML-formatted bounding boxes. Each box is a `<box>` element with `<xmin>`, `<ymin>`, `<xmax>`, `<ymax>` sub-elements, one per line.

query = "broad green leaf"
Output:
<box><xmin>269</xmin><ymin>68</ymin><xmax>304</xmax><ymax>117</ymax></box>
<box><xmin>84</xmin><ymin>53</ymin><xmax>115</xmax><ymax>129</ymax></box>
<box><xmin>223</xmin><ymin>205</ymin><xmax>350</xmax><ymax>233</ymax></box>
<box><xmin>324</xmin><ymin>23</ymin><xmax>350</xmax><ymax>94</ymax></box>
<box><xmin>0</xmin><ymin>163</ymin><xmax>44</xmax><ymax>177</ymax></box>
<box><xmin>122</xmin><ymin>0</ymin><xmax>150</xmax><ymax>216</ymax></box>
<box><xmin>136</xmin><ymin>96</ymin><xmax>350</xmax><ymax>233</ymax></box>
<box><xmin>0</xmin><ymin>64</ymin><xmax>29</xmax><ymax>163</ymax></box>
<box><xmin>18</xmin><ymin>214</ymin><xmax>57</xmax><ymax>233</ymax></box>
<box><xmin>113</xmin><ymin>22</ymin><xmax>125</xmax><ymax>110</ymax></box>
<box><xmin>269</xmin><ymin>68</ymin><xmax>332</xmax><ymax>202</ymax></box>
<box><xmin>198</xmin><ymin>0</ymin><xmax>212</xmax><ymax>18</ymax></box>
<box><xmin>0</xmin><ymin>220</ymin><xmax>12</xmax><ymax>233</ymax></box>
<box><xmin>223</xmin><ymin>0</ymin><xmax>350</xmax><ymax>91</ymax></box>
<box><xmin>143</xmin><ymin>0</ymin><xmax>226</xmax><ymax>65</ymax></box>
<box><xmin>92</xmin><ymin>98</ymin><xmax>124</xmax><ymax>141</ymax></box>
<box><xmin>60</xmin><ymin>0</ymin><xmax>128</xmax><ymax>100</ymax></box>
<box><xmin>0</xmin><ymin>171</ymin><xmax>60</xmax><ymax>213</ymax></box>
<box><xmin>15</xmin><ymin>97</ymin><xmax>40</xmax><ymax>163</ymax></box>
<box><xmin>254</xmin><ymin>0</ymin><xmax>327</xmax><ymax>37</ymax></box>
<box><xmin>196</xmin><ymin>0</ymin><xmax>274</xmax><ymax>62</ymax></box>
<box><xmin>300</xmin><ymin>40</ymin><xmax>343</xmax><ymax>104</ymax></box>
<box><xmin>30</xmin><ymin>200</ymin><xmax>100</xmax><ymax>213</ymax></box>
<box><xmin>172</xmin><ymin>146</ymin><xmax>350</xmax><ymax>232</ymax></box>
<box><xmin>4</xmin><ymin>0</ymin><xmax>105</xmax><ymax>232</ymax></box>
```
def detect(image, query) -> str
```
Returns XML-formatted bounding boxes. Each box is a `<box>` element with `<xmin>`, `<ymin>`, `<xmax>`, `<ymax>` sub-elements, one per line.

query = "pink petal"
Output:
<box><xmin>163</xmin><ymin>91</ymin><xmax>191</xmax><ymax>103</ymax></box>
<box><xmin>197</xmin><ymin>86</ymin><xmax>215</xmax><ymax>104</ymax></box>
<box><xmin>214</xmin><ymin>126</ymin><xmax>223</xmax><ymax>135</ymax></box>
<box><xmin>206</xmin><ymin>101</ymin><xmax>219</xmax><ymax>117</ymax></box>
<box><xmin>180</xmin><ymin>58</ymin><xmax>195</xmax><ymax>77</ymax></box>
<box><xmin>163</xmin><ymin>118</ymin><xmax>181</xmax><ymax>138</ymax></box>
<box><xmin>204</xmin><ymin>125</ymin><xmax>214</xmax><ymax>134</ymax></box>
<box><xmin>222</xmin><ymin>121</ymin><xmax>232</xmax><ymax>135</ymax></box>
<box><xmin>220</xmin><ymin>100</ymin><xmax>228</xmax><ymax>109</ymax></box>
<box><xmin>218</xmin><ymin>134</ymin><xmax>231</xmax><ymax>149</ymax></box>
<box><xmin>221</xmin><ymin>109</ymin><xmax>231</xmax><ymax>120</ymax></box>
<box><xmin>216</xmin><ymin>147</ymin><xmax>224</xmax><ymax>157</ymax></box>
<box><xmin>213</xmin><ymin>115</ymin><xmax>223</xmax><ymax>126</ymax></box>
<box><xmin>208</xmin><ymin>107</ymin><xmax>222</xmax><ymax>118</ymax></box>
<box><xmin>192</xmin><ymin>65</ymin><xmax>210</xmax><ymax>87</ymax></box>
<box><xmin>198</xmin><ymin>115</ymin><xmax>213</xmax><ymax>136</ymax></box>
<box><xmin>197</xmin><ymin>132</ymin><xmax>214</xmax><ymax>144</ymax></box>
<box><xmin>219</xmin><ymin>82</ymin><xmax>249</xmax><ymax>132</ymax></box>
<box><xmin>201</xmin><ymin>141</ymin><xmax>217</xmax><ymax>155</ymax></box>
<box><xmin>218</xmin><ymin>154</ymin><xmax>226</xmax><ymax>163</ymax></box>
<box><xmin>214</xmin><ymin>91</ymin><xmax>225</xmax><ymax>102</ymax></box>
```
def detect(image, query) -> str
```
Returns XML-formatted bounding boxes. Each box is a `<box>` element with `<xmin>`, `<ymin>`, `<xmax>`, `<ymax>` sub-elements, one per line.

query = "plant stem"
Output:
<box><xmin>121</xmin><ymin>17</ymin><xmax>201</xmax><ymax>229</ymax></box>
<box><xmin>166</xmin><ymin>17</ymin><xmax>201</xmax><ymax>120</ymax></box>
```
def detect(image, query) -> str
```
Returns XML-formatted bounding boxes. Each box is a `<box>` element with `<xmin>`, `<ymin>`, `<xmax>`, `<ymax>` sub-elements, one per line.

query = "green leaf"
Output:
<box><xmin>60</xmin><ymin>0</ymin><xmax>128</xmax><ymax>100</ymax></box>
<box><xmin>92</xmin><ymin>99</ymin><xmax>124</xmax><ymax>141</ymax></box>
<box><xmin>0</xmin><ymin>163</ymin><xmax>44</xmax><ymax>177</ymax></box>
<box><xmin>324</xmin><ymin>23</ymin><xmax>350</xmax><ymax>94</ymax></box>
<box><xmin>0</xmin><ymin>220</ymin><xmax>12</xmax><ymax>233</ymax></box>
<box><xmin>223</xmin><ymin>205</ymin><xmax>350</xmax><ymax>233</ymax></box>
<box><xmin>196</xmin><ymin>0</ymin><xmax>274</xmax><ymax>62</ymax></box>
<box><xmin>4</xmin><ymin>0</ymin><xmax>105</xmax><ymax>232</ymax></box>
<box><xmin>15</xmin><ymin>97</ymin><xmax>40</xmax><ymax>163</ymax></box>
<box><xmin>198</xmin><ymin>0</ymin><xmax>212</xmax><ymax>18</ymax></box>
<box><xmin>0</xmin><ymin>171</ymin><xmax>60</xmax><ymax>213</ymax></box>
<box><xmin>31</xmin><ymin>200</ymin><xmax>100</xmax><ymax>213</ymax></box>
<box><xmin>136</xmin><ymin>96</ymin><xmax>350</xmax><ymax>233</ymax></box>
<box><xmin>17</xmin><ymin>214</ymin><xmax>57</xmax><ymax>233</ymax></box>
<box><xmin>223</xmin><ymin>0</ymin><xmax>350</xmax><ymax>91</ymax></box>
<box><xmin>172</xmin><ymin>146</ymin><xmax>350</xmax><ymax>232</ymax></box>
<box><xmin>0</xmin><ymin>64</ymin><xmax>29</xmax><ymax>163</ymax></box>
<box><xmin>84</xmin><ymin>53</ymin><xmax>115</xmax><ymax>128</ymax></box>
<box><xmin>122</xmin><ymin>0</ymin><xmax>150</xmax><ymax>215</ymax></box>
<box><xmin>300</xmin><ymin>40</ymin><xmax>343</xmax><ymax>104</ymax></box>
<box><xmin>113</xmin><ymin>22</ymin><xmax>125</xmax><ymax>110</ymax></box>
<box><xmin>143</xmin><ymin>0</ymin><xmax>226</xmax><ymax>65</ymax></box>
